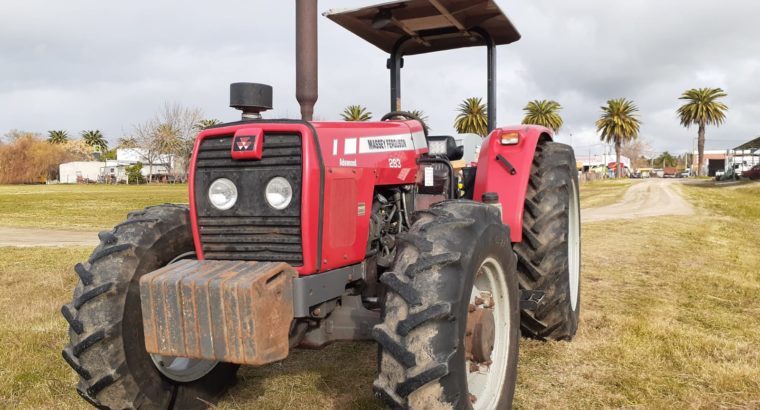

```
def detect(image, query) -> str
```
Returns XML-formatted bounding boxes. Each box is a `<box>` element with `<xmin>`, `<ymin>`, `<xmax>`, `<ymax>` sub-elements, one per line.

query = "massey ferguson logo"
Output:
<box><xmin>230</xmin><ymin>128</ymin><xmax>263</xmax><ymax>160</ymax></box>
<box><xmin>233</xmin><ymin>136</ymin><xmax>255</xmax><ymax>151</ymax></box>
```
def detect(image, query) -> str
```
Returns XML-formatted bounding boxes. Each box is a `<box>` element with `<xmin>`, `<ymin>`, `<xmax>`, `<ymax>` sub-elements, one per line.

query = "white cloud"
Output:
<box><xmin>1</xmin><ymin>0</ymin><xmax>758</xmax><ymax>155</ymax></box>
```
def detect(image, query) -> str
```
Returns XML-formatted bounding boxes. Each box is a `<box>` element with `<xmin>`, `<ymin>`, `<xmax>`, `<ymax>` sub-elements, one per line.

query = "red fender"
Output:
<box><xmin>472</xmin><ymin>125</ymin><xmax>554</xmax><ymax>243</ymax></box>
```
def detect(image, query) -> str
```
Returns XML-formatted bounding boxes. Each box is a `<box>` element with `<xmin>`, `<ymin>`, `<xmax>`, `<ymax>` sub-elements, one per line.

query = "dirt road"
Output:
<box><xmin>0</xmin><ymin>226</ymin><xmax>99</xmax><ymax>247</ymax></box>
<box><xmin>583</xmin><ymin>178</ymin><xmax>694</xmax><ymax>223</ymax></box>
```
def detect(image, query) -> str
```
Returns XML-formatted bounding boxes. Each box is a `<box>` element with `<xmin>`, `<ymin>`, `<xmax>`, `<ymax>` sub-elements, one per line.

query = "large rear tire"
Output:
<box><xmin>514</xmin><ymin>141</ymin><xmax>581</xmax><ymax>341</ymax></box>
<box><xmin>61</xmin><ymin>205</ymin><xmax>238</xmax><ymax>409</ymax></box>
<box><xmin>373</xmin><ymin>201</ymin><xmax>520</xmax><ymax>409</ymax></box>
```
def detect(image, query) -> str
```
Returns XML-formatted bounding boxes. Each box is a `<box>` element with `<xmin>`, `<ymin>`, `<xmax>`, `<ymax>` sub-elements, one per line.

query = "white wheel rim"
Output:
<box><xmin>149</xmin><ymin>251</ymin><xmax>219</xmax><ymax>382</ymax></box>
<box><xmin>568</xmin><ymin>178</ymin><xmax>581</xmax><ymax>311</ymax></box>
<box><xmin>149</xmin><ymin>354</ymin><xmax>218</xmax><ymax>382</ymax></box>
<box><xmin>466</xmin><ymin>257</ymin><xmax>511</xmax><ymax>409</ymax></box>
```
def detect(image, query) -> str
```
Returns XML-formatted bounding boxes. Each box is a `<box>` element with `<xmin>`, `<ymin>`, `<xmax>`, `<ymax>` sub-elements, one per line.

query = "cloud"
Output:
<box><xmin>1</xmin><ymin>0</ymin><xmax>758</xmax><ymax>154</ymax></box>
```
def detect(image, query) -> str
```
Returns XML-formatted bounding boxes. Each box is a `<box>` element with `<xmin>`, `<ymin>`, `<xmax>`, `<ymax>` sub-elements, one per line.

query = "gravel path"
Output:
<box><xmin>0</xmin><ymin>226</ymin><xmax>99</xmax><ymax>247</ymax></box>
<box><xmin>583</xmin><ymin>178</ymin><xmax>694</xmax><ymax>223</ymax></box>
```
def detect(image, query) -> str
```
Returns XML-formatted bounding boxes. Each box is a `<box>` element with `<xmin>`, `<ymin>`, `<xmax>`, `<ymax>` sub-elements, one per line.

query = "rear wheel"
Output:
<box><xmin>373</xmin><ymin>201</ymin><xmax>519</xmax><ymax>409</ymax></box>
<box><xmin>514</xmin><ymin>141</ymin><xmax>581</xmax><ymax>341</ymax></box>
<box><xmin>61</xmin><ymin>205</ymin><xmax>238</xmax><ymax>409</ymax></box>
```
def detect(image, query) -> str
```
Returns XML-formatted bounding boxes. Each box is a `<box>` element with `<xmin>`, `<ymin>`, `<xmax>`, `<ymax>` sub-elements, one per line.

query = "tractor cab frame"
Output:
<box><xmin>325</xmin><ymin>0</ymin><xmax>521</xmax><ymax>132</ymax></box>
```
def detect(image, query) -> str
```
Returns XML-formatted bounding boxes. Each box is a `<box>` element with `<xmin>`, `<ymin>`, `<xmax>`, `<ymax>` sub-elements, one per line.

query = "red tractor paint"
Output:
<box><xmin>189</xmin><ymin>120</ymin><xmax>427</xmax><ymax>276</ymax></box>
<box><xmin>473</xmin><ymin>125</ymin><xmax>554</xmax><ymax>242</ymax></box>
<box><xmin>190</xmin><ymin>122</ymin><xmax>324</xmax><ymax>275</ymax></box>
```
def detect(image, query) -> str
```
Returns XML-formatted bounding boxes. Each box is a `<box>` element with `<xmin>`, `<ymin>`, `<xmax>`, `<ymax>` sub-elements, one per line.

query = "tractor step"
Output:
<box><xmin>139</xmin><ymin>260</ymin><xmax>296</xmax><ymax>366</ymax></box>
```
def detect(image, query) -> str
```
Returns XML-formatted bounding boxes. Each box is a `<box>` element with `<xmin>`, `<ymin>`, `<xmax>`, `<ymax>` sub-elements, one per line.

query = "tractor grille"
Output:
<box><xmin>194</xmin><ymin>133</ymin><xmax>303</xmax><ymax>265</ymax></box>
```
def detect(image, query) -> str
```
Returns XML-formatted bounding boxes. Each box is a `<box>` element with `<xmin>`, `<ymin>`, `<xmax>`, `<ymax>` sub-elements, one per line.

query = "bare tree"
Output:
<box><xmin>133</xmin><ymin>103</ymin><xmax>203</xmax><ymax>182</ymax></box>
<box><xmin>621</xmin><ymin>138</ymin><xmax>652</xmax><ymax>169</ymax></box>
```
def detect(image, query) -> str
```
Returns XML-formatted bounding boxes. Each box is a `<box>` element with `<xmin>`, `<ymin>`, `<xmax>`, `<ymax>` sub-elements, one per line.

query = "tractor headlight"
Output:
<box><xmin>265</xmin><ymin>177</ymin><xmax>293</xmax><ymax>210</ymax></box>
<box><xmin>208</xmin><ymin>178</ymin><xmax>238</xmax><ymax>210</ymax></box>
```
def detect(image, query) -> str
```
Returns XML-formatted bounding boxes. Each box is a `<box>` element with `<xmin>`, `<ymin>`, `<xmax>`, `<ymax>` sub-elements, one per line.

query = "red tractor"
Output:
<box><xmin>62</xmin><ymin>1</ymin><xmax>581</xmax><ymax>409</ymax></box>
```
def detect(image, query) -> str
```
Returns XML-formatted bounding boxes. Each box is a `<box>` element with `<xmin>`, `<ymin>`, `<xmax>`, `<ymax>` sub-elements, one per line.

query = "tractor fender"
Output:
<box><xmin>472</xmin><ymin>125</ymin><xmax>553</xmax><ymax>242</ymax></box>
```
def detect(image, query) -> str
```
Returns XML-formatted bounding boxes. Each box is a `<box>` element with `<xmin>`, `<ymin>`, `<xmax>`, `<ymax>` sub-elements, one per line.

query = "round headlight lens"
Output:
<box><xmin>208</xmin><ymin>178</ymin><xmax>238</xmax><ymax>210</ymax></box>
<box><xmin>265</xmin><ymin>177</ymin><xmax>293</xmax><ymax>210</ymax></box>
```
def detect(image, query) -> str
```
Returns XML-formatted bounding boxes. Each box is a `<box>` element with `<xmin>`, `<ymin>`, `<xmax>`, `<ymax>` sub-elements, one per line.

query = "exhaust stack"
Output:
<box><xmin>296</xmin><ymin>0</ymin><xmax>318</xmax><ymax>121</ymax></box>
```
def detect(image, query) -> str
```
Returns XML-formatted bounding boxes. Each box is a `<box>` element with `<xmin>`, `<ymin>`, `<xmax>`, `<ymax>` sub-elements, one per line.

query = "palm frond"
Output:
<box><xmin>454</xmin><ymin>97</ymin><xmax>488</xmax><ymax>137</ymax></box>
<box><xmin>677</xmin><ymin>87</ymin><xmax>728</xmax><ymax>128</ymax></box>
<box><xmin>81</xmin><ymin>130</ymin><xmax>108</xmax><ymax>152</ymax></box>
<box><xmin>341</xmin><ymin>105</ymin><xmax>372</xmax><ymax>122</ymax></box>
<box><xmin>47</xmin><ymin>130</ymin><xmax>69</xmax><ymax>144</ymax></box>
<box><xmin>596</xmin><ymin>98</ymin><xmax>641</xmax><ymax>146</ymax></box>
<box><xmin>521</xmin><ymin>100</ymin><xmax>564</xmax><ymax>132</ymax></box>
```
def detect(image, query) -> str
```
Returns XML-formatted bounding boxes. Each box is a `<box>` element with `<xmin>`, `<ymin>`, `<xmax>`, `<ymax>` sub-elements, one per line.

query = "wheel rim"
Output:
<box><xmin>568</xmin><ymin>178</ymin><xmax>581</xmax><ymax>311</ymax></box>
<box><xmin>466</xmin><ymin>257</ymin><xmax>510</xmax><ymax>409</ymax></box>
<box><xmin>148</xmin><ymin>251</ymin><xmax>219</xmax><ymax>383</ymax></box>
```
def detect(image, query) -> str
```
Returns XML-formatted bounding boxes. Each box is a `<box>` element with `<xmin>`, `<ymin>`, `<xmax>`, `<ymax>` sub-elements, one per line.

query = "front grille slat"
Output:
<box><xmin>195</xmin><ymin>133</ymin><xmax>303</xmax><ymax>265</ymax></box>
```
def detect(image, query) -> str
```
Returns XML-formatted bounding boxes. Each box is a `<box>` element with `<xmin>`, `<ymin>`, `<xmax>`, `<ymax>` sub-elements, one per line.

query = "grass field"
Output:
<box><xmin>0</xmin><ymin>181</ymin><xmax>759</xmax><ymax>408</ymax></box>
<box><xmin>0</xmin><ymin>184</ymin><xmax>188</xmax><ymax>231</ymax></box>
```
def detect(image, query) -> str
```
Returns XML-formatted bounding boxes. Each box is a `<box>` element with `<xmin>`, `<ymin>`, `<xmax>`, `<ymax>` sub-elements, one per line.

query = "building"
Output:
<box><xmin>59</xmin><ymin>161</ymin><xmax>104</xmax><ymax>183</ymax></box>
<box><xmin>59</xmin><ymin>149</ymin><xmax>175</xmax><ymax>184</ymax></box>
<box><xmin>692</xmin><ymin>136</ymin><xmax>760</xmax><ymax>176</ymax></box>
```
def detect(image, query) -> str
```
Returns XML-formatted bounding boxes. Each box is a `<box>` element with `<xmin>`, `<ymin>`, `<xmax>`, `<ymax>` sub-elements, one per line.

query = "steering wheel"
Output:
<box><xmin>381</xmin><ymin>111</ymin><xmax>429</xmax><ymax>137</ymax></box>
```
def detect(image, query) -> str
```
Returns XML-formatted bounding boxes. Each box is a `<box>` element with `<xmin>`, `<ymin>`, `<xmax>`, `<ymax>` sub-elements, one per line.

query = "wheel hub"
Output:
<box><xmin>465</xmin><ymin>302</ymin><xmax>496</xmax><ymax>364</ymax></box>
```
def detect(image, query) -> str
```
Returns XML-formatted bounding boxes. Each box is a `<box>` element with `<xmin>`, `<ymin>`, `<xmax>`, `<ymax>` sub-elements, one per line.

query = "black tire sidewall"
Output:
<box><xmin>449</xmin><ymin>224</ymin><xmax>519</xmax><ymax>409</ymax></box>
<box><xmin>122</xmin><ymin>224</ymin><xmax>196</xmax><ymax>405</ymax></box>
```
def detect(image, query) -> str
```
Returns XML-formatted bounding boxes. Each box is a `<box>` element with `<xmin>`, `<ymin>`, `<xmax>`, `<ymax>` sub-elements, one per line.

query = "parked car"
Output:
<box><xmin>742</xmin><ymin>164</ymin><xmax>760</xmax><ymax>180</ymax></box>
<box><xmin>677</xmin><ymin>171</ymin><xmax>690</xmax><ymax>178</ymax></box>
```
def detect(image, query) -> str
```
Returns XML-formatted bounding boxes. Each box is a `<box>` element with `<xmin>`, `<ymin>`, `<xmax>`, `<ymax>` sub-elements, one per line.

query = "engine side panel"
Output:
<box><xmin>472</xmin><ymin>125</ymin><xmax>553</xmax><ymax>242</ymax></box>
<box><xmin>311</xmin><ymin>120</ymin><xmax>426</xmax><ymax>271</ymax></box>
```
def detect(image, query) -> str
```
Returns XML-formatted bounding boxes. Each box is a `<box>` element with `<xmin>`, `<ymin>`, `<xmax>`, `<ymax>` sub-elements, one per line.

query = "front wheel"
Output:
<box><xmin>61</xmin><ymin>205</ymin><xmax>238</xmax><ymax>409</ymax></box>
<box><xmin>373</xmin><ymin>201</ymin><xmax>520</xmax><ymax>409</ymax></box>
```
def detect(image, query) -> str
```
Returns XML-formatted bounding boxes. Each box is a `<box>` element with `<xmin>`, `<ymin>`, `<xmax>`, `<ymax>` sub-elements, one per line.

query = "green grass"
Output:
<box><xmin>0</xmin><ymin>247</ymin><xmax>91</xmax><ymax>409</ymax></box>
<box><xmin>0</xmin><ymin>184</ymin><xmax>188</xmax><ymax>231</ymax></box>
<box><xmin>0</xmin><ymin>180</ymin><xmax>631</xmax><ymax>232</ymax></box>
<box><xmin>579</xmin><ymin>179</ymin><xmax>636</xmax><ymax>209</ymax></box>
<box><xmin>1</xmin><ymin>182</ymin><xmax>759</xmax><ymax>408</ymax></box>
<box><xmin>515</xmin><ymin>182</ymin><xmax>760</xmax><ymax>408</ymax></box>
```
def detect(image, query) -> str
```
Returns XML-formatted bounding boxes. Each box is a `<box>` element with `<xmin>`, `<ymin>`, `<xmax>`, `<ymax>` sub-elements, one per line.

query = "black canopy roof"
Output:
<box><xmin>324</xmin><ymin>0</ymin><xmax>521</xmax><ymax>56</ymax></box>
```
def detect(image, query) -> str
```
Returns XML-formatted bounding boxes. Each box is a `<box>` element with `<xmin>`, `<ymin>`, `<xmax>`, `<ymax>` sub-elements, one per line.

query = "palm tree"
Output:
<box><xmin>521</xmin><ymin>100</ymin><xmax>563</xmax><ymax>132</ymax></box>
<box><xmin>596</xmin><ymin>98</ymin><xmax>641</xmax><ymax>178</ymax></box>
<box><xmin>677</xmin><ymin>88</ymin><xmax>728</xmax><ymax>176</ymax></box>
<box><xmin>117</xmin><ymin>137</ymin><xmax>138</xmax><ymax>149</ymax></box>
<box><xmin>407</xmin><ymin>110</ymin><xmax>431</xmax><ymax>133</ymax></box>
<box><xmin>341</xmin><ymin>105</ymin><xmax>372</xmax><ymax>121</ymax></box>
<box><xmin>454</xmin><ymin>97</ymin><xmax>488</xmax><ymax>137</ymax></box>
<box><xmin>194</xmin><ymin>119</ymin><xmax>221</xmax><ymax>130</ymax></box>
<box><xmin>47</xmin><ymin>130</ymin><xmax>69</xmax><ymax>144</ymax></box>
<box><xmin>81</xmin><ymin>130</ymin><xmax>108</xmax><ymax>152</ymax></box>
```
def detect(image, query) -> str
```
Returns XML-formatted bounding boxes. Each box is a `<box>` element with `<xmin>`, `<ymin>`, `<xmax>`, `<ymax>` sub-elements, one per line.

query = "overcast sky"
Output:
<box><xmin>1</xmin><ymin>0</ymin><xmax>758</xmax><ymax>155</ymax></box>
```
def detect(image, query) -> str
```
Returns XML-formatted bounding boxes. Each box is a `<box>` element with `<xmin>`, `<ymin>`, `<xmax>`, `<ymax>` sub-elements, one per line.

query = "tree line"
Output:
<box><xmin>0</xmin><ymin>103</ymin><xmax>220</xmax><ymax>184</ymax></box>
<box><xmin>339</xmin><ymin>87</ymin><xmax>729</xmax><ymax>177</ymax></box>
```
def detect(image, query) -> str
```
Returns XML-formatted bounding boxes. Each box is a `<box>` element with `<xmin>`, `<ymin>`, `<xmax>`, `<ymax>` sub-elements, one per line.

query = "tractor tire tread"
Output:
<box><xmin>374</xmin><ymin>200</ymin><xmax>518</xmax><ymax>408</ymax></box>
<box><xmin>514</xmin><ymin>141</ymin><xmax>580</xmax><ymax>341</ymax></box>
